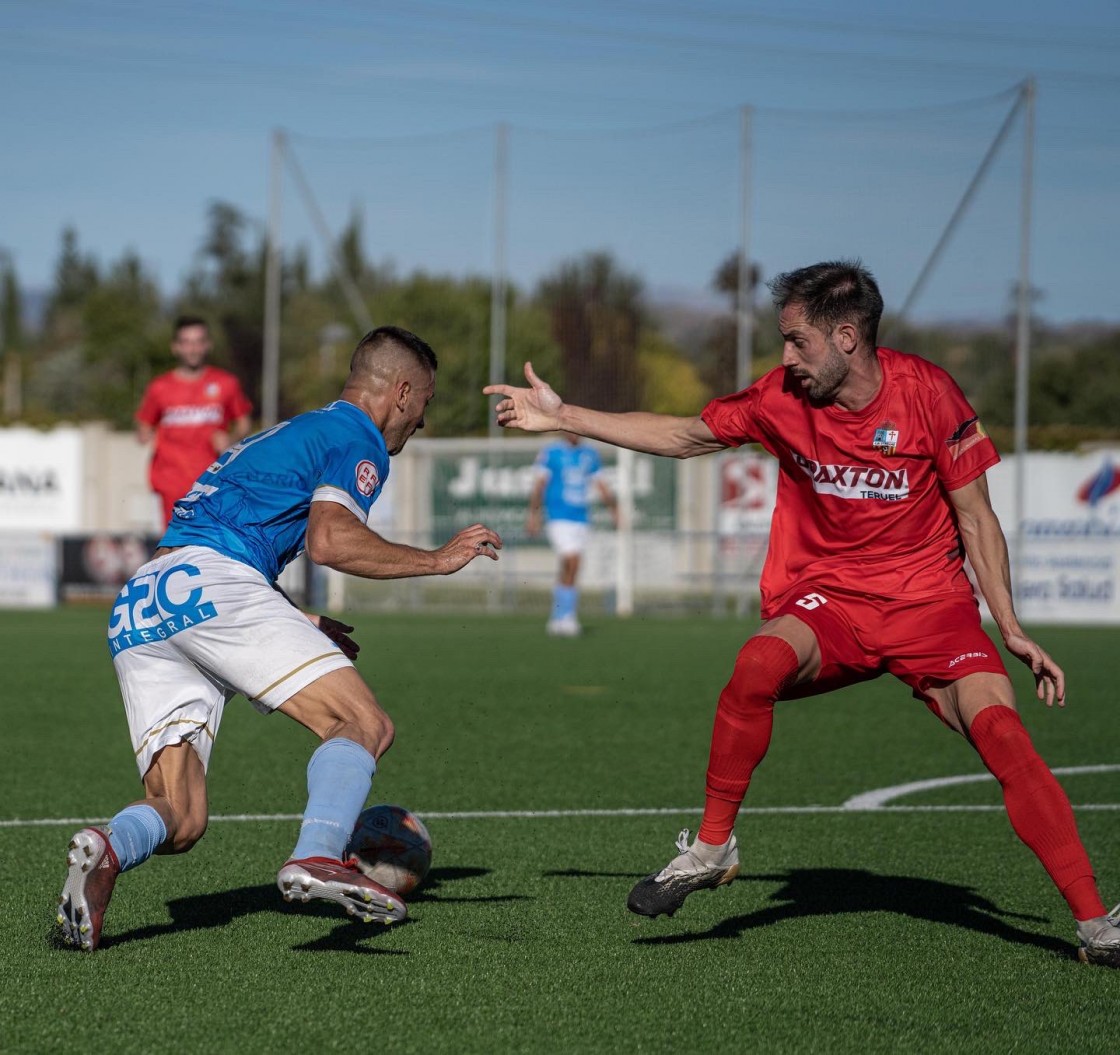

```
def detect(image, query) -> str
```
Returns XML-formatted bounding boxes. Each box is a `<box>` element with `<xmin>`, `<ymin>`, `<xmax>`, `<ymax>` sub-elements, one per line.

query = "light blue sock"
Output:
<box><xmin>557</xmin><ymin>585</ymin><xmax>578</xmax><ymax>620</ymax></box>
<box><xmin>291</xmin><ymin>738</ymin><xmax>376</xmax><ymax>862</ymax></box>
<box><xmin>550</xmin><ymin>585</ymin><xmax>565</xmax><ymax>621</ymax></box>
<box><xmin>107</xmin><ymin>804</ymin><xmax>167</xmax><ymax>873</ymax></box>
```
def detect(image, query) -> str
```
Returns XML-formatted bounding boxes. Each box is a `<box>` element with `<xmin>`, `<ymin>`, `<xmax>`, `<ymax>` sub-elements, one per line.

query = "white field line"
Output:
<box><xmin>4</xmin><ymin>764</ymin><xmax>1117</xmax><ymax>830</ymax></box>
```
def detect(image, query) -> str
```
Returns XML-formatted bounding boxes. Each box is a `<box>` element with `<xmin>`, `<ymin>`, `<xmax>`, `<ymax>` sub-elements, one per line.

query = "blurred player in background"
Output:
<box><xmin>486</xmin><ymin>261</ymin><xmax>1120</xmax><ymax>968</ymax></box>
<box><xmin>528</xmin><ymin>432</ymin><xmax>618</xmax><ymax>636</ymax></box>
<box><xmin>136</xmin><ymin>316</ymin><xmax>253</xmax><ymax>526</ymax></box>
<box><xmin>57</xmin><ymin>326</ymin><xmax>502</xmax><ymax>951</ymax></box>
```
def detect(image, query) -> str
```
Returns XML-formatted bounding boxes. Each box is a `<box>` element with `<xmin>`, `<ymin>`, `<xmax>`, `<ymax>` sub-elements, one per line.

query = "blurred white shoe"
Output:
<box><xmin>547</xmin><ymin>616</ymin><xmax>581</xmax><ymax>637</ymax></box>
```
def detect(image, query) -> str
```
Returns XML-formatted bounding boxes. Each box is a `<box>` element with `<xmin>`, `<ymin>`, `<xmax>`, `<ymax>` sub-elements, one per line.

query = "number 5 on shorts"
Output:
<box><xmin>795</xmin><ymin>592</ymin><xmax>828</xmax><ymax>611</ymax></box>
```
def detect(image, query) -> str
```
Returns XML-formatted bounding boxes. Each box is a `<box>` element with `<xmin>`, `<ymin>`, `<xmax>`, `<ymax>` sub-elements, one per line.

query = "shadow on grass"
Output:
<box><xmin>629</xmin><ymin>867</ymin><xmax>1074</xmax><ymax>959</ymax></box>
<box><xmin>94</xmin><ymin>864</ymin><xmax>511</xmax><ymax>953</ymax></box>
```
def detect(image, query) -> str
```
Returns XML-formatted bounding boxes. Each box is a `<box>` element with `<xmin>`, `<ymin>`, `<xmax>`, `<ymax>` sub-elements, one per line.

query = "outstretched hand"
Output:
<box><xmin>435</xmin><ymin>523</ymin><xmax>503</xmax><ymax>575</ymax></box>
<box><xmin>1004</xmin><ymin>629</ymin><xmax>1066</xmax><ymax>707</ymax></box>
<box><xmin>309</xmin><ymin>614</ymin><xmax>360</xmax><ymax>661</ymax></box>
<box><xmin>483</xmin><ymin>362</ymin><xmax>563</xmax><ymax>433</ymax></box>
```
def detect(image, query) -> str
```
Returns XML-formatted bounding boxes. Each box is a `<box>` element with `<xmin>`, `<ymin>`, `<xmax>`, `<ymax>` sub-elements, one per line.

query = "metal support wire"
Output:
<box><xmin>282</xmin><ymin>142</ymin><xmax>375</xmax><ymax>335</ymax></box>
<box><xmin>882</xmin><ymin>81</ymin><xmax>1028</xmax><ymax>340</ymax></box>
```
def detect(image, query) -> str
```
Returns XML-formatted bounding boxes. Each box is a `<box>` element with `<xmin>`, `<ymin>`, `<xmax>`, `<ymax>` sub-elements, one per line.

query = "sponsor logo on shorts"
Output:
<box><xmin>791</xmin><ymin>451</ymin><xmax>909</xmax><ymax>501</ymax></box>
<box><xmin>355</xmin><ymin>459</ymin><xmax>379</xmax><ymax>496</ymax></box>
<box><xmin>948</xmin><ymin>650</ymin><xmax>989</xmax><ymax>668</ymax></box>
<box><xmin>107</xmin><ymin>562</ymin><xmax>218</xmax><ymax>656</ymax></box>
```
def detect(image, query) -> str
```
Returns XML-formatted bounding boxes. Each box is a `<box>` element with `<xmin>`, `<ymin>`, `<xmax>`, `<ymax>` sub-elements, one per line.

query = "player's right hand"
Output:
<box><xmin>436</xmin><ymin>524</ymin><xmax>503</xmax><ymax>574</ymax></box>
<box><xmin>484</xmin><ymin>362</ymin><xmax>563</xmax><ymax>433</ymax></box>
<box><xmin>1004</xmin><ymin>629</ymin><xmax>1066</xmax><ymax>708</ymax></box>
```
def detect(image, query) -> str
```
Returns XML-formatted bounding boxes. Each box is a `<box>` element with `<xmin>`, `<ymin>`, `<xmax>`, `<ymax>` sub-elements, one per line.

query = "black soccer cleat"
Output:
<box><xmin>627</xmin><ymin>829</ymin><xmax>739</xmax><ymax>918</ymax></box>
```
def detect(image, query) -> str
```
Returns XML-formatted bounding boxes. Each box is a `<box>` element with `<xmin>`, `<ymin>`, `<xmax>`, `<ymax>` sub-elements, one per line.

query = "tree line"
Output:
<box><xmin>2</xmin><ymin>201</ymin><xmax>1118</xmax><ymax>450</ymax></box>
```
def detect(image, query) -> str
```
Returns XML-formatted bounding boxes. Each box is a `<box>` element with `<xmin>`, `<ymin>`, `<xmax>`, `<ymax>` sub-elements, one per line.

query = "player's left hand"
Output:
<box><xmin>1004</xmin><ymin>630</ymin><xmax>1065</xmax><ymax>708</ymax></box>
<box><xmin>309</xmin><ymin>614</ymin><xmax>360</xmax><ymax>661</ymax></box>
<box><xmin>435</xmin><ymin>524</ymin><xmax>503</xmax><ymax>574</ymax></box>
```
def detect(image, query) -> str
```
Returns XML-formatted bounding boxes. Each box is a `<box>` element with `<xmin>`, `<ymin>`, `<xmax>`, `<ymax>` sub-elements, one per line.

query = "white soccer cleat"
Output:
<box><xmin>1077</xmin><ymin>904</ymin><xmax>1120</xmax><ymax>968</ymax></box>
<box><xmin>627</xmin><ymin>828</ymin><xmax>740</xmax><ymax>918</ymax></box>
<box><xmin>277</xmin><ymin>856</ymin><xmax>408</xmax><ymax>924</ymax></box>
<box><xmin>547</xmin><ymin>616</ymin><xmax>581</xmax><ymax>637</ymax></box>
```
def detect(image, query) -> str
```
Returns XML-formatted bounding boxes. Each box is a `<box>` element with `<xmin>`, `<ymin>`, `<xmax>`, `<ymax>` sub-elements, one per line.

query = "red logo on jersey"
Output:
<box><xmin>945</xmin><ymin>416</ymin><xmax>987</xmax><ymax>461</ymax></box>
<box><xmin>355</xmin><ymin>460</ymin><xmax>379</xmax><ymax>496</ymax></box>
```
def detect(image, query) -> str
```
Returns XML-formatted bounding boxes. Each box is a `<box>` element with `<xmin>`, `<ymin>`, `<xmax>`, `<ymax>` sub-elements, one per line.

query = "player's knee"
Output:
<box><xmin>163</xmin><ymin>810</ymin><xmax>208</xmax><ymax>854</ymax></box>
<box><xmin>720</xmin><ymin>635</ymin><xmax>801</xmax><ymax>715</ymax></box>
<box><xmin>329</xmin><ymin>706</ymin><xmax>394</xmax><ymax>759</ymax></box>
<box><xmin>969</xmin><ymin>703</ymin><xmax>1031</xmax><ymax>752</ymax></box>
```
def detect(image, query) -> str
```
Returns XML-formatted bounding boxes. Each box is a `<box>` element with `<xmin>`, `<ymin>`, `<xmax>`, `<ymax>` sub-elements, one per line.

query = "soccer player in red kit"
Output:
<box><xmin>136</xmin><ymin>316</ymin><xmax>253</xmax><ymax>525</ymax></box>
<box><xmin>485</xmin><ymin>260</ymin><xmax>1120</xmax><ymax>967</ymax></box>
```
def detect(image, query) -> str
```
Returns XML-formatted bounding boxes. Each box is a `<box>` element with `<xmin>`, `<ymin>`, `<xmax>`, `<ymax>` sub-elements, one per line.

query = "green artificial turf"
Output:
<box><xmin>2</xmin><ymin>609</ymin><xmax>1117</xmax><ymax>1053</ymax></box>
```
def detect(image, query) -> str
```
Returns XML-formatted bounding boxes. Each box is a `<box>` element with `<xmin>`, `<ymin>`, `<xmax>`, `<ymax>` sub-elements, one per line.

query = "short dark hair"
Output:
<box><xmin>350</xmin><ymin>325</ymin><xmax>438</xmax><ymax>373</ymax></box>
<box><xmin>768</xmin><ymin>260</ymin><xmax>884</xmax><ymax>346</ymax></box>
<box><xmin>173</xmin><ymin>314</ymin><xmax>210</xmax><ymax>336</ymax></box>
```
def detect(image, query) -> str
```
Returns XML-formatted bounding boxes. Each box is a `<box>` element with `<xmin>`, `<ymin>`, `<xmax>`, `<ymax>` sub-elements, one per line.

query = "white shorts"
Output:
<box><xmin>108</xmin><ymin>546</ymin><xmax>351</xmax><ymax>778</ymax></box>
<box><xmin>545</xmin><ymin>520</ymin><xmax>590</xmax><ymax>557</ymax></box>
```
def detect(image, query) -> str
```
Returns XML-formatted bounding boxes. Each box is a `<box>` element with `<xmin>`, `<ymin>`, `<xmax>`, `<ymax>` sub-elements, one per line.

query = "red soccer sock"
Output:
<box><xmin>968</xmin><ymin>705</ymin><xmax>1106</xmax><ymax>921</ymax></box>
<box><xmin>697</xmin><ymin>635</ymin><xmax>800</xmax><ymax>846</ymax></box>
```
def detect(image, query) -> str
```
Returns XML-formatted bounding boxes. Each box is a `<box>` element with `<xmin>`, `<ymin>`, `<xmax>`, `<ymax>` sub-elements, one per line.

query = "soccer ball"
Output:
<box><xmin>345</xmin><ymin>804</ymin><xmax>432</xmax><ymax>895</ymax></box>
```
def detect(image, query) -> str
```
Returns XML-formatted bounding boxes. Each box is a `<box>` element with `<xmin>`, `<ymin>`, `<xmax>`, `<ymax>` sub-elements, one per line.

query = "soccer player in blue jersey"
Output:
<box><xmin>528</xmin><ymin>432</ymin><xmax>617</xmax><ymax>636</ymax></box>
<box><xmin>57</xmin><ymin>326</ymin><xmax>502</xmax><ymax>950</ymax></box>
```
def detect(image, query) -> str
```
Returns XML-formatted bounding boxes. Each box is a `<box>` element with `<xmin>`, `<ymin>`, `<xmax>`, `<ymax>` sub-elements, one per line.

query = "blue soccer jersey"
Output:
<box><xmin>535</xmin><ymin>442</ymin><xmax>602</xmax><ymax>524</ymax></box>
<box><xmin>161</xmin><ymin>400</ymin><xmax>389</xmax><ymax>582</ymax></box>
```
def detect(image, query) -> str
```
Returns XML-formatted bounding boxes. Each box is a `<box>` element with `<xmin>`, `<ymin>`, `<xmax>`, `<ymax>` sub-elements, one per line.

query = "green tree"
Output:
<box><xmin>638</xmin><ymin>330</ymin><xmax>710</xmax><ymax>415</ymax></box>
<box><xmin>180</xmin><ymin>202</ymin><xmax>267</xmax><ymax>414</ymax></box>
<box><xmin>81</xmin><ymin>251</ymin><xmax>166</xmax><ymax>426</ymax></box>
<box><xmin>536</xmin><ymin>252</ymin><xmax>644</xmax><ymax>411</ymax></box>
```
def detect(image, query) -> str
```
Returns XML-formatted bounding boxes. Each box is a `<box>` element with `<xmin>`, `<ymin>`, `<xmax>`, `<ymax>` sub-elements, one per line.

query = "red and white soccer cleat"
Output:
<box><xmin>57</xmin><ymin>828</ymin><xmax>121</xmax><ymax>951</ymax></box>
<box><xmin>277</xmin><ymin>856</ymin><xmax>408</xmax><ymax>924</ymax></box>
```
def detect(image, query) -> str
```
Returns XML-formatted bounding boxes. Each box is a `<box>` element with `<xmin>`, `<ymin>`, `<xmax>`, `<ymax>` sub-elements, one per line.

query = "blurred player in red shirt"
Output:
<box><xmin>136</xmin><ymin>316</ymin><xmax>253</xmax><ymax>525</ymax></box>
<box><xmin>486</xmin><ymin>260</ymin><xmax>1120</xmax><ymax>968</ymax></box>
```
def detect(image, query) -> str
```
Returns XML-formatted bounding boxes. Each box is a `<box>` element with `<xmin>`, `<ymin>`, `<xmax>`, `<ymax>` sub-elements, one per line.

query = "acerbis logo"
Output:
<box><xmin>948</xmin><ymin>650</ymin><xmax>989</xmax><ymax>668</ymax></box>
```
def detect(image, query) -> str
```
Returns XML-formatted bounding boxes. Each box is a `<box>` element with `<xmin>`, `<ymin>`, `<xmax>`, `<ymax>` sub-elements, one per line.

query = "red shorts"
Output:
<box><xmin>768</xmin><ymin>586</ymin><xmax>1008</xmax><ymax>704</ymax></box>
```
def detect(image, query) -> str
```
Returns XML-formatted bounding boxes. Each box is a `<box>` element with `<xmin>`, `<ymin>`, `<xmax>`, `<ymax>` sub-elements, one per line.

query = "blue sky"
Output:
<box><xmin>2</xmin><ymin>0</ymin><xmax>1118</xmax><ymax>323</ymax></box>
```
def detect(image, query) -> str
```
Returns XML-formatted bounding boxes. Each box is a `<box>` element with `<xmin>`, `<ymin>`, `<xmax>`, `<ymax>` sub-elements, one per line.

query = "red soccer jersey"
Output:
<box><xmin>701</xmin><ymin>347</ymin><xmax>999</xmax><ymax>617</ymax></box>
<box><xmin>136</xmin><ymin>366</ymin><xmax>252</xmax><ymax>502</ymax></box>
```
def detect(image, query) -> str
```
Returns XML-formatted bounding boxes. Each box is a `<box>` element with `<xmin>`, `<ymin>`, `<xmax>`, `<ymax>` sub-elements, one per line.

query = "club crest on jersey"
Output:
<box><xmin>872</xmin><ymin>421</ymin><xmax>900</xmax><ymax>456</ymax></box>
<box><xmin>355</xmin><ymin>460</ymin><xmax>380</xmax><ymax>496</ymax></box>
<box><xmin>945</xmin><ymin>416</ymin><xmax>987</xmax><ymax>461</ymax></box>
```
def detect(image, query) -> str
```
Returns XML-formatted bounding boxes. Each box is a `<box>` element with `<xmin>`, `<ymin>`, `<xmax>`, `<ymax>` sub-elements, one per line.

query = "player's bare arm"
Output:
<box><xmin>306</xmin><ymin>500</ymin><xmax>501</xmax><ymax>579</ymax></box>
<box><xmin>484</xmin><ymin>361</ymin><xmax>726</xmax><ymax>459</ymax></box>
<box><xmin>526</xmin><ymin>477</ymin><xmax>545</xmax><ymax>536</ymax></box>
<box><xmin>950</xmin><ymin>474</ymin><xmax>1065</xmax><ymax>707</ymax></box>
<box><xmin>213</xmin><ymin>414</ymin><xmax>252</xmax><ymax>454</ymax></box>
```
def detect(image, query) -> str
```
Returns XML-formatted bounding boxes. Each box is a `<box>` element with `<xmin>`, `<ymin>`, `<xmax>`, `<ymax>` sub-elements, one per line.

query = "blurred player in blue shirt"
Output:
<box><xmin>57</xmin><ymin>326</ymin><xmax>502</xmax><ymax>951</ymax></box>
<box><xmin>528</xmin><ymin>432</ymin><xmax>618</xmax><ymax>636</ymax></box>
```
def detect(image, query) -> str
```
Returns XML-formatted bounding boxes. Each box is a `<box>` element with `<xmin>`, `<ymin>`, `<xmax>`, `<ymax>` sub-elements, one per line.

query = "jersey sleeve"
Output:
<box><xmin>701</xmin><ymin>385</ymin><xmax>763</xmax><ymax>448</ymax></box>
<box><xmin>931</xmin><ymin>378</ymin><xmax>1000</xmax><ymax>490</ymax></box>
<box><xmin>135</xmin><ymin>380</ymin><xmax>163</xmax><ymax>427</ymax></box>
<box><xmin>586</xmin><ymin>448</ymin><xmax>602</xmax><ymax>477</ymax></box>
<box><xmin>222</xmin><ymin>375</ymin><xmax>253</xmax><ymax>423</ymax></box>
<box><xmin>310</xmin><ymin>440</ymin><xmax>390</xmax><ymax>522</ymax></box>
<box><xmin>533</xmin><ymin>446</ymin><xmax>554</xmax><ymax>481</ymax></box>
